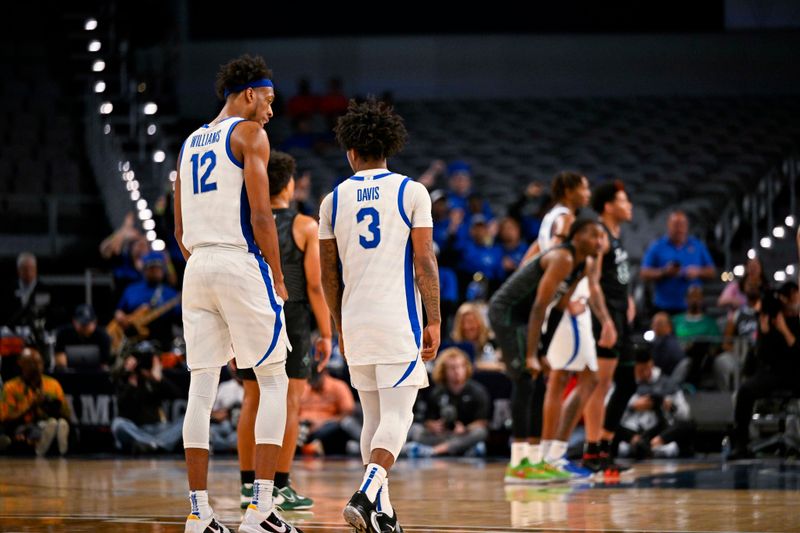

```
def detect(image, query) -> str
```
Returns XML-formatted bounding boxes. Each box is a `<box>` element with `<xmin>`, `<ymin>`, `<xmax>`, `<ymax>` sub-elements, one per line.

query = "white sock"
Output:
<box><xmin>251</xmin><ymin>479</ymin><xmax>274</xmax><ymax>513</ymax></box>
<box><xmin>359</xmin><ymin>463</ymin><xmax>387</xmax><ymax>502</ymax></box>
<box><xmin>540</xmin><ymin>440</ymin><xmax>553</xmax><ymax>462</ymax></box>
<box><xmin>510</xmin><ymin>441</ymin><xmax>529</xmax><ymax>466</ymax></box>
<box><xmin>189</xmin><ymin>490</ymin><xmax>212</xmax><ymax>520</ymax></box>
<box><xmin>545</xmin><ymin>440</ymin><xmax>568</xmax><ymax>463</ymax></box>
<box><xmin>527</xmin><ymin>444</ymin><xmax>542</xmax><ymax>464</ymax></box>
<box><xmin>376</xmin><ymin>478</ymin><xmax>394</xmax><ymax>516</ymax></box>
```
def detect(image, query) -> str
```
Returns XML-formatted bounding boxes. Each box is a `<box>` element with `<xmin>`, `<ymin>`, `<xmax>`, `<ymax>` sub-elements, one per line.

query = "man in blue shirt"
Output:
<box><xmin>114</xmin><ymin>252</ymin><xmax>181</xmax><ymax>349</ymax></box>
<box><xmin>640</xmin><ymin>211</ymin><xmax>716</xmax><ymax>314</ymax></box>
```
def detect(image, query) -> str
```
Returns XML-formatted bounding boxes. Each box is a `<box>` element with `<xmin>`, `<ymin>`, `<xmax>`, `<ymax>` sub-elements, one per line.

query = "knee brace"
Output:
<box><xmin>183</xmin><ymin>368</ymin><xmax>220</xmax><ymax>449</ymax></box>
<box><xmin>371</xmin><ymin>387</ymin><xmax>417</xmax><ymax>460</ymax></box>
<box><xmin>358</xmin><ymin>390</ymin><xmax>381</xmax><ymax>464</ymax></box>
<box><xmin>254</xmin><ymin>365</ymin><xmax>289</xmax><ymax>446</ymax></box>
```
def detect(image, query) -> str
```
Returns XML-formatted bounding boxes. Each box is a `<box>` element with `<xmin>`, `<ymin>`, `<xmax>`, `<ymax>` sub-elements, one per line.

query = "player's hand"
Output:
<box><xmin>567</xmin><ymin>300</ymin><xmax>587</xmax><ymax>316</ymax></box>
<box><xmin>526</xmin><ymin>352</ymin><xmax>541</xmax><ymax>377</ymax></box>
<box><xmin>421</xmin><ymin>323</ymin><xmax>441</xmax><ymax>362</ymax></box>
<box><xmin>598</xmin><ymin>319</ymin><xmax>618</xmax><ymax>349</ymax></box>
<box><xmin>683</xmin><ymin>266</ymin><xmax>702</xmax><ymax>280</ymax></box>
<box><xmin>315</xmin><ymin>336</ymin><xmax>332</xmax><ymax>372</ymax></box>
<box><xmin>274</xmin><ymin>280</ymin><xmax>289</xmax><ymax>302</ymax></box>
<box><xmin>663</xmin><ymin>263</ymin><xmax>681</xmax><ymax>278</ymax></box>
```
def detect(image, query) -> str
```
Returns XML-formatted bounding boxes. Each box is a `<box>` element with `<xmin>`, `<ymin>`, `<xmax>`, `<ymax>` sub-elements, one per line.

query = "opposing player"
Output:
<box><xmin>561</xmin><ymin>179</ymin><xmax>635</xmax><ymax>474</ymax></box>
<box><xmin>236</xmin><ymin>151</ymin><xmax>333</xmax><ymax>511</ymax></box>
<box><xmin>319</xmin><ymin>98</ymin><xmax>440</xmax><ymax>533</ymax></box>
<box><xmin>489</xmin><ymin>219</ymin><xmax>607</xmax><ymax>482</ymax></box>
<box><xmin>174</xmin><ymin>54</ymin><xmax>300</xmax><ymax>533</ymax></box>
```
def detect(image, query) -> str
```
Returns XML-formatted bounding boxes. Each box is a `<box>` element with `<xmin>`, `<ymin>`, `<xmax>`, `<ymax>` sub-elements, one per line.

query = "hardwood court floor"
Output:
<box><xmin>1</xmin><ymin>456</ymin><xmax>799</xmax><ymax>532</ymax></box>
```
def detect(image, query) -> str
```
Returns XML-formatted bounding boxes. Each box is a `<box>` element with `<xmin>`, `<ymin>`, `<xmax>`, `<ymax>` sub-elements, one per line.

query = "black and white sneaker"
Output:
<box><xmin>184</xmin><ymin>514</ymin><xmax>231</xmax><ymax>533</ymax></box>
<box><xmin>371</xmin><ymin>511</ymin><xmax>404</xmax><ymax>533</ymax></box>
<box><xmin>239</xmin><ymin>506</ymin><xmax>303</xmax><ymax>533</ymax></box>
<box><xmin>342</xmin><ymin>491</ymin><xmax>375</xmax><ymax>533</ymax></box>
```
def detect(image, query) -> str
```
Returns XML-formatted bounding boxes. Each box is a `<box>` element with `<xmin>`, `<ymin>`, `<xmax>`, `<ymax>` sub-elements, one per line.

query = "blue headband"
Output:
<box><xmin>224</xmin><ymin>78</ymin><xmax>274</xmax><ymax>98</ymax></box>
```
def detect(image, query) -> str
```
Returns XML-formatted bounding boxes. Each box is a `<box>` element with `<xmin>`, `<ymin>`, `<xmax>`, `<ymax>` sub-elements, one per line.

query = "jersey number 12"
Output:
<box><xmin>191</xmin><ymin>151</ymin><xmax>217</xmax><ymax>194</ymax></box>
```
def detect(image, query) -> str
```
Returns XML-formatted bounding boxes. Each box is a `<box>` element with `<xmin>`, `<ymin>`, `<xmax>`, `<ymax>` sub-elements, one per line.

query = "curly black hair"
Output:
<box><xmin>268</xmin><ymin>151</ymin><xmax>296</xmax><ymax>196</ymax></box>
<box><xmin>215</xmin><ymin>54</ymin><xmax>273</xmax><ymax>100</ymax></box>
<box><xmin>551</xmin><ymin>171</ymin><xmax>586</xmax><ymax>202</ymax></box>
<box><xmin>591</xmin><ymin>179</ymin><xmax>627</xmax><ymax>214</ymax></box>
<box><xmin>334</xmin><ymin>97</ymin><xmax>408</xmax><ymax>161</ymax></box>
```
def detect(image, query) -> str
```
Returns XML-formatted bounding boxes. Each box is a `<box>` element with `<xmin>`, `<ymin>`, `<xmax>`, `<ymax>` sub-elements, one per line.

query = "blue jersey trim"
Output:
<box><xmin>177</xmin><ymin>139</ymin><xmax>187</xmax><ymax>172</ymax></box>
<box><xmin>254</xmin><ymin>255</ymin><xmax>284</xmax><ymax>367</ymax></box>
<box><xmin>403</xmin><ymin>237</ymin><xmax>422</xmax><ymax>350</ymax></box>
<box><xmin>225</xmin><ymin>119</ymin><xmax>245</xmax><ymax>169</ymax></box>
<box><xmin>393</xmin><ymin>356</ymin><xmax>418</xmax><ymax>388</ymax></box>
<box><xmin>398</xmin><ymin>177</ymin><xmax>412</xmax><ymax>228</ymax></box>
<box><xmin>360</xmin><ymin>466</ymin><xmax>378</xmax><ymax>493</ymax></box>
<box><xmin>331</xmin><ymin>186</ymin><xmax>339</xmax><ymax>231</ymax></box>
<box><xmin>564</xmin><ymin>315</ymin><xmax>581</xmax><ymax>368</ymax></box>
<box><xmin>349</xmin><ymin>171</ymin><xmax>393</xmax><ymax>182</ymax></box>
<box><xmin>240</xmin><ymin>184</ymin><xmax>259</xmax><ymax>254</ymax></box>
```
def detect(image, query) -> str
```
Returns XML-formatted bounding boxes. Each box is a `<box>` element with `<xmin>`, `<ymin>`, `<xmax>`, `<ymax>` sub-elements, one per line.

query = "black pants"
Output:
<box><xmin>510</xmin><ymin>372</ymin><xmax>545</xmax><ymax>439</ymax></box>
<box><xmin>616</xmin><ymin>420</ymin><xmax>695</xmax><ymax>457</ymax></box>
<box><xmin>734</xmin><ymin>370</ymin><xmax>800</xmax><ymax>448</ymax></box>
<box><xmin>603</xmin><ymin>363</ymin><xmax>637</xmax><ymax>435</ymax></box>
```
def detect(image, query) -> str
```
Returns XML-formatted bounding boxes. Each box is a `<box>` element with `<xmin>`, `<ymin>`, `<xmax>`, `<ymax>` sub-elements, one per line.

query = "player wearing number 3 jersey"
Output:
<box><xmin>319</xmin><ymin>98</ymin><xmax>440</xmax><ymax>533</ymax></box>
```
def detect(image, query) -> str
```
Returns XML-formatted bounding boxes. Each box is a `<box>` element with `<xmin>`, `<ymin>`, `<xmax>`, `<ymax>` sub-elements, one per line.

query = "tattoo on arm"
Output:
<box><xmin>319</xmin><ymin>239</ymin><xmax>343</xmax><ymax>331</ymax></box>
<box><xmin>412</xmin><ymin>228</ymin><xmax>441</xmax><ymax>324</ymax></box>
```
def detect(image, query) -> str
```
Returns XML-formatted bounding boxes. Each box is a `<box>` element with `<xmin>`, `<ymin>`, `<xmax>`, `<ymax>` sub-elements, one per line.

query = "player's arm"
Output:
<box><xmin>299</xmin><ymin>215</ymin><xmax>333</xmax><ymax>370</ymax></box>
<box><xmin>319</xmin><ymin>238</ymin><xmax>343</xmax><ymax>339</ymax></box>
<box><xmin>586</xmin><ymin>255</ymin><xmax>618</xmax><ymax>349</ymax></box>
<box><xmin>520</xmin><ymin>241</ymin><xmax>540</xmax><ymax>265</ymax></box>
<box><xmin>236</xmin><ymin>122</ymin><xmax>287</xmax><ymax>299</ymax></box>
<box><xmin>412</xmin><ymin>226</ymin><xmax>441</xmax><ymax>361</ymax></box>
<box><xmin>525</xmin><ymin>251</ymin><xmax>573</xmax><ymax>375</ymax></box>
<box><xmin>173</xmin><ymin>161</ymin><xmax>191</xmax><ymax>262</ymax></box>
<box><xmin>549</xmin><ymin>212</ymin><xmax>574</xmax><ymax>248</ymax></box>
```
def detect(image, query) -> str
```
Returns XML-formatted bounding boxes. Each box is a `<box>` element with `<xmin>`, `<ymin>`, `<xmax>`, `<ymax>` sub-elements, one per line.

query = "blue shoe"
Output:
<box><xmin>552</xmin><ymin>458</ymin><xmax>593</xmax><ymax>479</ymax></box>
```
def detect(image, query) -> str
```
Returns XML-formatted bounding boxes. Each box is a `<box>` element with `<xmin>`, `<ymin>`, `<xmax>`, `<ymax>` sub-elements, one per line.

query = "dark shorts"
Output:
<box><xmin>494</xmin><ymin>320</ymin><xmax>529</xmax><ymax>380</ymax></box>
<box><xmin>238</xmin><ymin>301</ymin><xmax>313</xmax><ymax>381</ymax></box>
<box><xmin>592</xmin><ymin>306</ymin><xmax>632</xmax><ymax>361</ymax></box>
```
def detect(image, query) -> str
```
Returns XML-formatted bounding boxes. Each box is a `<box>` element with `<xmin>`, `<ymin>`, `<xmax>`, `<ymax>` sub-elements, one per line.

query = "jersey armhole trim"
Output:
<box><xmin>331</xmin><ymin>187</ymin><xmax>339</xmax><ymax>231</ymax></box>
<box><xmin>225</xmin><ymin>119</ymin><xmax>245</xmax><ymax>169</ymax></box>
<box><xmin>398</xmin><ymin>177</ymin><xmax>412</xmax><ymax>228</ymax></box>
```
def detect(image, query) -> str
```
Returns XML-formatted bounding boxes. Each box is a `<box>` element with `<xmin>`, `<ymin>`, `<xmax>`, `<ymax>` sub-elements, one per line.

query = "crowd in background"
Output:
<box><xmin>2</xmin><ymin>78</ymin><xmax>799</xmax><ymax>462</ymax></box>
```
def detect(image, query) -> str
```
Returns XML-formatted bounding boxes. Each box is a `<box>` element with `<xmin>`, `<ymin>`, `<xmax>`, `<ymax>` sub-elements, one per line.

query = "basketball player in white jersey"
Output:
<box><xmin>319</xmin><ymin>98</ymin><xmax>440</xmax><ymax>533</ymax></box>
<box><xmin>174</xmin><ymin>55</ymin><xmax>301</xmax><ymax>533</ymax></box>
<box><xmin>516</xmin><ymin>172</ymin><xmax>615</xmax><ymax>477</ymax></box>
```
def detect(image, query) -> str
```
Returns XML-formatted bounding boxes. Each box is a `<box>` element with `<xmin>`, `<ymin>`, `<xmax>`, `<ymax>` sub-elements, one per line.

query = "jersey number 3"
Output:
<box><xmin>356</xmin><ymin>207</ymin><xmax>381</xmax><ymax>249</ymax></box>
<box><xmin>191</xmin><ymin>151</ymin><xmax>217</xmax><ymax>194</ymax></box>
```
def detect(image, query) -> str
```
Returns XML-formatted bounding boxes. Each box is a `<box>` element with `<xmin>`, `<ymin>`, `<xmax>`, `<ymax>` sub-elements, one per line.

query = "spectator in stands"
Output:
<box><xmin>0</xmin><ymin>347</ymin><xmax>70</xmax><ymax>456</ymax></box>
<box><xmin>495</xmin><ymin>217</ymin><xmax>529</xmax><ymax>280</ymax></box>
<box><xmin>640</xmin><ymin>210</ymin><xmax>716</xmax><ymax>314</ymax></box>
<box><xmin>718</xmin><ymin>257</ymin><xmax>767</xmax><ymax>318</ymax></box>
<box><xmin>673</xmin><ymin>286</ymin><xmax>736</xmax><ymax>391</ymax></box>
<box><xmin>319</xmin><ymin>77</ymin><xmax>349</xmax><ymax>126</ymax></box>
<box><xmin>436</xmin><ymin>242</ymin><xmax>460</xmax><ymax>341</ymax></box>
<box><xmin>113</xmin><ymin>252</ymin><xmax>181</xmax><ymax>350</ymax></box>
<box><xmin>417</xmin><ymin>159</ymin><xmax>446</xmax><ymax>190</ymax></box>
<box><xmin>54</xmin><ymin>304</ymin><xmax>111</xmax><ymax>371</ymax></box>
<box><xmin>650</xmin><ymin>312</ymin><xmax>687</xmax><ymax>379</ymax></box>
<box><xmin>403</xmin><ymin>348</ymin><xmax>490</xmax><ymax>457</ymax></box>
<box><xmin>673</xmin><ymin>286</ymin><xmax>721</xmax><ymax>340</ymax></box>
<box><xmin>110</xmin><ymin>341</ymin><xmax>183</xmax><ymax>454</ymax></box>
<box><xmin>209</xmin><ymin>368</ymin><xmax>243</xmax><ymax>453</ymax></box>
<box><xmin>431</xmin><ymin>189</ymin><xmax>468</xmax><ymax>259</ymax></box>
<box><xmin>448</xmin><ymin>303</ymin><xmax>499</xmax><ymax>368</ymax></box>
<box><xmin>286</xmin><ymin>78</ymin><xmax>318</xmax><ymax>123</ymax></box>
<box><xmin>616</xmin><ymin>350</ymin><xmax>693</xmax><ymax>459</ymax></box>
<box><xmin>730</xmin><ymin>281</ymin><xmax>800</xmax><ymax>459</ymax></box>
<box><xmin>445</xmin><ymin>160</ymin><xmax>494</xmax><ymax>222</ymax></box>
<box><xmin>457</xmin><ymin>215</ymin><xmax>503</xmax><ymax>284</ymax></box>
<box><xmin>296</xmin><ymin>367</ymin><xmax>357</xmax><ymax>456</ymax></box>
<box><xmin>2</xmin><ymin>252</ymin><xmax>55</xmax><ymax>332</ymax></box>
<box><xmin>99</xmin><ymin>212</ymin><xmax>151</xmax><ymax>300</ymax></box>
<box><xmin>507</xmin><ymin>180</ymin><xmax>546</xmax><ymax>243</ymax></box>
<box><xmin>718</xmin><ymin>278</ymin><xmax>762</xmax><ymax>391</ymax></box>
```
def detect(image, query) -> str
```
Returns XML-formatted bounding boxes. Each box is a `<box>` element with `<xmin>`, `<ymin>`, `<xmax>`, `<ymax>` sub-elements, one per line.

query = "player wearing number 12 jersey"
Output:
<box><xmin>174</xmin><ymin>54</ymin><xmax>301</xmax><ymax>533</ymax></box>
<box><xmin>319</xmin><ymin>98</ymin><xmax>440</xmax><ymax>533</ymax></box>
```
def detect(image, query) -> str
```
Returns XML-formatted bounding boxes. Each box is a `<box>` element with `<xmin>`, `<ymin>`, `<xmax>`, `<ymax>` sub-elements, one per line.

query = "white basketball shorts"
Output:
<box><xmin>182</xmin><ymin>247</ymin><xmax>290</xmax><ymax>372</ymax></box>
<box><xmin>546</xmin><ymin>310</ymin><xmax>597</xmax><ymax>372</ymax></box>
<box><xmin>349</xmin><ymin>353</ymin><xmax>429</xmax><ymax>391</ymax></box>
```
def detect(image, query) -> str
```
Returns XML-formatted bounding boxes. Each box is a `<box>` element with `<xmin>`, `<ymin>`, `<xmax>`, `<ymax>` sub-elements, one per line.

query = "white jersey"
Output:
<box><xmin>319</xmin><ymin>169</ymin><xmax>433</xmax><ymax>366</ymax></box>
<box><xmin>538</xmin><ymin>204</ymin><xmax>591</xmax><ymax>303</ymax></box>
<box><xmin>179</xmin><ymin>117</ymin><xmax>258</xmax><ymax>254</ymax></box>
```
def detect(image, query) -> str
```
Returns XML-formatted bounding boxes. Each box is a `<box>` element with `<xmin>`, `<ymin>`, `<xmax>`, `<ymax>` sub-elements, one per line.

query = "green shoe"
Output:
<box><xmin>531</xmin><ymin>460</ymin><xmax>573</xmax><ymax>481</ymax></box>
<box><xmin>504</xmin><ymin>457</ymin><xmax>557</xmax><ymax>484</ymax></box>
<box><xmin>240</xmin><ymin>483</ymin><xmax>253</xmax><ymax>509</ymax></box>
<box><xmin>273</xmin><ymin>483</ymin><xmax>314</xmax><ymax>510</ymax></box>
